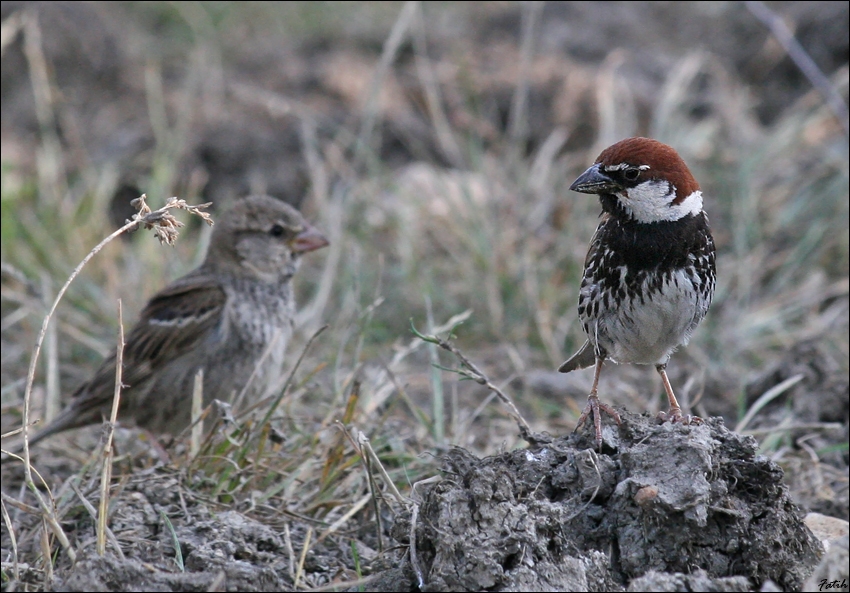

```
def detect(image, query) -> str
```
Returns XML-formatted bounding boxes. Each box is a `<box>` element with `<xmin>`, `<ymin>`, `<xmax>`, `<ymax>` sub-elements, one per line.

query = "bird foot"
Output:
<box><xmin>656</xmin><ymin>407</ymin><xmax>703</xmax><ymax>425</ymax></box>
<box><xmin>575</xmin><ymin>394</ymin><xmax>622</xmax><ymax>450</ymax></box>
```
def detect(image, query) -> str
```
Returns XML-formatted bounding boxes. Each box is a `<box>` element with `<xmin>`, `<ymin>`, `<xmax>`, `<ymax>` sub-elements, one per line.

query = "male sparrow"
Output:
<box><xmin>559</xmin><ymin>138</ymin><xmax>716</xmax><ymax>448</ymax></box>
<box><xmin>23</xmin><ymin>195</ymin><xmax>328</xmax><ymax>447</ymax></box>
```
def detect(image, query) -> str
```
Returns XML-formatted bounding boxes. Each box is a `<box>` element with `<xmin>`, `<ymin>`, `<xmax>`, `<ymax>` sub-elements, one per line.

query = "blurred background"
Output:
<box><xmin>1</xmin><ymin>0</ymin><xmax>848</xmax><ymax>523</ymax></box>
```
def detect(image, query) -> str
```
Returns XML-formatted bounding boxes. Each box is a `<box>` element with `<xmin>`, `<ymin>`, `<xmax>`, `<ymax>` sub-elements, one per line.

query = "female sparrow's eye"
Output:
<box><xmin>624</xmin><ymin>168</ymin><xmax>640</xmax><ymax>181</ymax></box>
<box><xmin>269</xmin><ymin>224</ymin><xmax>285</xmax><ymax>237</ymax></box>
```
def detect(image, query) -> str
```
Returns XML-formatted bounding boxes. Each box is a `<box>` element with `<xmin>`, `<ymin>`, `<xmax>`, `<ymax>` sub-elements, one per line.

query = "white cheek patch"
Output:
<box><xmin>674</xmin><ymin>190</ymin><xmax>704</xmax><ymax>218</ymax></box>
<box><xmin>619</xmin><ymin>182</ymin><xmax>703</xmax><ymax>223</ymax></box>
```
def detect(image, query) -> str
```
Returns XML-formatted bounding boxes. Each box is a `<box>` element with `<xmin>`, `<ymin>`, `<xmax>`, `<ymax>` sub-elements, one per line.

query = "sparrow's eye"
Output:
<box><xmin>623</xmin><ymin>168</ymin><xmax>640</xmax><ymax>181</ymax></box>
<box><xmin>269</xmin><ymin>224</ymin><xmax>285</xmax><ymax>237</ymax></box>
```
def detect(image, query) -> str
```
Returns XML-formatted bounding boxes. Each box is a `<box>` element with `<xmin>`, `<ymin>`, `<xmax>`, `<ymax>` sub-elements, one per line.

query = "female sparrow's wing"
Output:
<box><xmin>23</xmin><ymin>272</ymin><xmax>227</xmax><ymax>447</ymax></box>
<box><xmin>121</xmin><ymin>271</ymin><xmax>227</xmax><ymax>388</ymax></box>
<box><xmin>13</xmin><ymin>194</ymin><xmax>329</xmax><ymax>453</ymax></box>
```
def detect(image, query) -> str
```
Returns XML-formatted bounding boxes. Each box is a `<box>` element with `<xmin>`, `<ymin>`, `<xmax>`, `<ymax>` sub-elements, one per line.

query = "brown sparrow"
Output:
<box><xmin>23</xmin><ymin>195</ymin><xmax>328</xmax><ymax>447</ymax></box>
<box><xmin>559</xmin><ymin>138</ymin><xmax>716</xmax><ymax>448</ymax></box>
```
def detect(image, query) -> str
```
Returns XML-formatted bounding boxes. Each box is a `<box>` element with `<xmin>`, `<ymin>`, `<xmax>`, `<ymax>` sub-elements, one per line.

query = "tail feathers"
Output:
<box><xmin>558</xmin><ymin>340</ymin><xmax>596</xmax><ymax>373</ymax></box>
<box><xmin>4</xmin><ymin>402</ymin><xmax>95</xmax><ymax>457</ymax></box>
<box><xmin>27</xmin><ymin>409</ymin><xmax>84</xmax><ymax>448</ymax></box>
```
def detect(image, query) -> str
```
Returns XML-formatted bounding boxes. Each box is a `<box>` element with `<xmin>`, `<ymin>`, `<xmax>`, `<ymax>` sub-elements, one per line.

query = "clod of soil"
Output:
<box><xmin>376</xmin><ymin>411</ymin><xmax>823</xmax><ymax>592</ymax></box>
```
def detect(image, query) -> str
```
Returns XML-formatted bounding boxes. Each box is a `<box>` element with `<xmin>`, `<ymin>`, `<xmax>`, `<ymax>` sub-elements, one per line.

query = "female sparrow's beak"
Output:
<box><xmin>291</xmin><ymin>224</ymin><xmax>329</xmax><ymax>253</ymax></box>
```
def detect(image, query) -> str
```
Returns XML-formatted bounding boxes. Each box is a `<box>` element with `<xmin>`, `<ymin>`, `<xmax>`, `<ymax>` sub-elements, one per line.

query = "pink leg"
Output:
<box><xmin>655</xmin><ymin>364</ymin><xmax>702</xmax><ymax>425</ymax></box>
<box><xmin>575</xmin><ymin>358</ymin><xmax>622</xmax><ymax>449</ymax></box>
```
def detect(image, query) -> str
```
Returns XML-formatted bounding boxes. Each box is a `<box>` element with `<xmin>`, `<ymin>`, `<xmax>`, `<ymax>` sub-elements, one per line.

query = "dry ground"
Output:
<box><xmin>1</xmin><ymin>2</ymin><xmax>848</xmax><ymax>591</ymax></box>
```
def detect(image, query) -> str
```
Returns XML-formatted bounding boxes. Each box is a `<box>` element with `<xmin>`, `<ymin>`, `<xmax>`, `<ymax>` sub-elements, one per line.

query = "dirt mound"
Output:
<box><xmin>376</xmin><ymin>411</ymin><xmax>823</xmax><ymax>591</ymax></box>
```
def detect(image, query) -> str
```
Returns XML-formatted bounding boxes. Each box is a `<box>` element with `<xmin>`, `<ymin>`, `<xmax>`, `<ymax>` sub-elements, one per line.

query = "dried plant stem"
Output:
<box><xmin>745</xmin><ymin>0</ymin><xmax>849</xmax><ymax>136</ymax></box>
<box><xmin>1</xmin><ymin>498</ymin><xmax>18</xmax><ymax>581</ymax></box>
<box><xmin>363</xmin><ymin>447</ymin><xmax>385</xmax><ymax>553</ymax></box>
<box><xmin>736</xmin><ymin>373</ymin><xmax>805</xmax><ymax>432</ymax></box>
<box><xmin>411</xmin><ymin>3</ymin><xmax>464</xmax><ymax>168</ymax></box>
<box><xmin>508</xmin><ymin>0</ymin><xmax>543</xmax><ymax>146</ymax></box>
<box><xmin>283</xmin><ymin>522</ymin><xmax>295</xmax><ymax>580</ymax></box>
<box><xmin>744</xmin><ymin>422</ymin><xmax>843</xmax><ymax>436</ymax></box>
<box><xmin>294</xmin><ymin>527</ymin><xmax>313</xmax><ymax>589</ymax></box>
<box><xmin>315</xmin><ymin>493</ymin><xmax>371</xmax><ymax>546</ymax></box>
<box><xmin>365</xmin><ymin>309</ymin><xmax>473</xmax><ymax>417</ymax></box>
<box><xmin>98</xmin><ymin>300</ymin><xmax>124</xmax><ymax>556</ymax></box>
<box><xmin>22</xmin><ymin>10</ymin><xmax>67</xmax><ymax>204</ymax></box>
<box><xmin>69</xmin><ymin>482</ymin><xmax>124</xmax><ymax>560</ymax></box>
<box><xmin>305</xmin><ymin>575</ymin><xmax>379</xmax><ymax>593</ymax></box>
<box><xmin>41</xmin><ymin>274</ymin><xmax>59</xmax><ymax>423</ymax></box>
<box><xmin>345</xmin><ymin>426</ymin><xmax>406</xmax><ymax>505</ymax></box>
<box><xmin>17</xmin><ymin>195</ymin><xmax>211</xmax><ymax>565</ymax></box>
<box><xmin>0</xmin><ymin>11</ymin><xmax>25</xmax><ymax>56</ymax></box>
<box><xmin>257</xmin><ymin>324</ymin><xmax>329</xmax><ymax>427</ymax></box>
<box><xmin>409</xmin><ymin>501</ymin><xmax>424</xmax><ymax>588</ymax></box>
<box><xmin>354</xmin><ymin>0</ymin><xmax>418</xmax><ymax>167</ymax></box>
<box><xmin>335</xmin><ymin>424</ymin><xmax>408</xmax><ymax>556</ymax></box>
<box><xmin>411</xmin><ymin>321</ymin><xmax>537</xmax><ymax>443</ymax></box>
<box><xmin>425</xmin><ymin>296</ymin><xmax>444</xmax><ymax>444</ymax></box>
<box><xmin>191</xmin><ymin>369</ymin><xmax>204</xmax><ymax>457</ymax></box>
<box><xmin>39</xmin><ymin>518</ymin><xmax>52</xmax><ymax>583</ymax></box>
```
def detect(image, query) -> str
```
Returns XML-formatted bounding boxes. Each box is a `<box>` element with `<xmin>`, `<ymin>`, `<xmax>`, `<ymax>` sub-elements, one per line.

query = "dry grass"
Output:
<box><xmin>1</xmin><ymin>1</ymin><xmax>847</xmax><ymax>589</ymax></box>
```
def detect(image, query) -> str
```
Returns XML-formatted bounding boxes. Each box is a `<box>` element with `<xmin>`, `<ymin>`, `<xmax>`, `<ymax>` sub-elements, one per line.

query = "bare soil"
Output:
<box><xmin>15</xmin><ymin>411</ymin><xmax>825</xmax><ymax>591</ymax></box>
<box><xmin>1</xmin><ymin>2</ymin><xmax>848</xmax><ymax>592</ymax></box>
<box><xmin>376</xmin><ymin>412</ymin><xmax>822</xmax><ymax>592</ymax></box>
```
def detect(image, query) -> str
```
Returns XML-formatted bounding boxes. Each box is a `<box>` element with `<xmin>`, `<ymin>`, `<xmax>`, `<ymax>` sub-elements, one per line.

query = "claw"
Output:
<box><xmin>655</xmin><ymin>365</ymin><xmax>702</xmax><ymax>427</ymax></box>
<box><xmin>656</xmin><ymin>407</ymin><xmax>703</xmax><ymax>425</ymax></box>
<box><xmin>576</xmin><ymin>394</ymin><xmax>622</xmax><ymax>450</ymax></box>
<box><xmin>572</xmin><ymin>357</ymin><xmax>621</xmax><ymax>450</ymax></box>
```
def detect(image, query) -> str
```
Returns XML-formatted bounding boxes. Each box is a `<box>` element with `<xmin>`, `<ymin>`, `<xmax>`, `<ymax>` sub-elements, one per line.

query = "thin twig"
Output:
<box><xmin>22</xmin><ymin>10</ymin><xmax>66</xmax><ymax>204</ymax></box>
<box><xmin>365</xmin><ymin>309</ymin><xmax>473</xmax><ymax>416</ymax></box>
<box><xmin>232</xmin><ymin>327</ymin><xmax>285</xmax><ymax>412</ymax></box>
<box><xmin>745</xmin><ymin>0</ymin><xmax>849</xmax><ymax>136</ymax></box>
<box><xmin>337</xmin><ymin>418</ymin><xmax>389</xmax><ymax>551</ymax></box>
<box><xmin>302</xmin><ymin>575</ymin><xmax>379</xmax><ymax>592</ymax></box>
<box><xmin>98</xmin><ymin>299</ymin><xmax>125</xmax><ymax>555</ymax></box>
<box><xmin>283</xmin><ymin>522</ymin><xmax>295</xmax><ymax>580</ymax></box>
<box><xmin>39</xmin><ymin>518</ymin><xmax>52</xmax><ymax>584</ymax></box>
<box><xmin>409</xmin><ymin>501</ymin><xmax>425</xmax><ymax>589</ymax></box>
<box><xmin>17</xmin><ymin>195</ymin><xmax>211</xmax><ymax>565</ymax></box>
<box><xmin>294</xmin><ymin>527</ymin><xmax>313</xmax><ymax>589</ymax></box>
<box><xmin>69</xmin><ymin>482</ymin><xmax>124</xmax><ymax>560</ymax></box>
<box><xmin>736</xmin><ymin>374</ymin><xmax>805</xmax><ymax>432</ymax></box>
<box><xmin>208</xmin><ymin>571</ymin><xmax>227</xmax><ymax>592</ymax></box>
<box><xmin>0</xmin><ymin>490</ymin><xmax>41</xmax><ymax>516</ymax></box>
<box><xmin>743</xmin><ymin>422</ymin><xmax>844</xmax><ymax>436</ymax></box>
<box><xmin>314</xmin><ymin>493</ymin><xmax>372</xmax><ymax>546</ymax></box>
<box><xmin>508</xmin><ymin>0</ymin><xmax>543</xmax><ymax>146</ymax></box>
<box><xmin>362</xmin><ymin>443</ymin><xmax>385</xmax><ymax>553</ymax></box>
<box><xmin>410</xmin><ymin>321</ymin><xmax>537</xmax><ymax>442</ymax></box>
<box><xmin>1</xmin><ymin>498</ymin><xmax>19</xmax><ymax>581</ymax></box>
<box><xmin>41</xmin><ymin>274</ymin><xmax>59</xmax><ymax>423</ymax></box>
<box><xmin>411</xmin><ymin>3</ymin><xmax>464</xmax><ymax>167</ymax></box>
<box><xmin>257</xmin><ymin>324</ymin><xmax>329</xmax><ymax>427</ymax></box>
<box><xmin>191</xmin><ymin>369</ymin><xmax>204</xmax><ymax>457</ymax></box>
<box><xmin>354</xmin><ymin>0</ymin><xmax>418</xmax><ymax>168</ymax></box>
<box><xmin>338</xmin><ymin>424</ymin><xmax>407</xmax><ymax>507</ymax></box>
<box><xmin>347</xmin><ymin>426</ymin><xmax>406</xmax><ymax>506</ymax></box>
<box><xmin>425</xmin><ymin>296</ymin><xmax>444</xmax><ymax>444</ymax></box>
<box><xmin>0</xmin><ymin>11</ymin><xmax>24</xmax><ymax>57</ymax></box>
